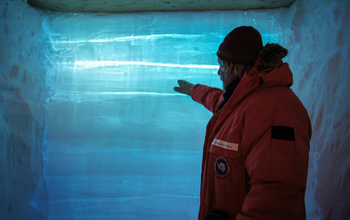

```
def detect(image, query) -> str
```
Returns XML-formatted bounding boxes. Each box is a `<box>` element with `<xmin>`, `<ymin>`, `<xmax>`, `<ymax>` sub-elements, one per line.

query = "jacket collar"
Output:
<box><xmin>223</xmin><ymin>77</ymin><xmax>242</xmax><ymax>102</ymax></box>
<box><xmin>224</xmin><ymin>57</ymin><xmax>294</xmax><ymax>111</ymax></box>
<box><xmin>216</xmin><ymin>77</ymin><xmax>241</xmax><ymax>112</ymax></box>
<box><xmin>208</xmin><ymin>57</ymin><xmax>294</xmax><ymax>144</ymax></box>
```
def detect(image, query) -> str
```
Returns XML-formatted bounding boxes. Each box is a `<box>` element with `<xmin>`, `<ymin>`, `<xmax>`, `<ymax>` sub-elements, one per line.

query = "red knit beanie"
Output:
<box><xmin>217</xmin><ymin>26</ymin><xmax>263</xmax><ymax>66</ymax></box>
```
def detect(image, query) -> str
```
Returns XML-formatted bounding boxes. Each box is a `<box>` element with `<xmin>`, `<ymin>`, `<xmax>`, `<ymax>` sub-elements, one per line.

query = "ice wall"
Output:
<box><xmin>282</xmin><ymin>0</ymin><xmax>350</xmax><ymax>219</ymax></box>
<box><xmin>1</xmin><ymin>0</ymin><xmax>349</xmax><ymax>219</ymax></box>
<box><xmin>0</xmin><ymin>0</ymin><xmax>48</xmax><ymax>219</ymax></box>
<box><xmin>42</xmin><ymin>9</ymin><xmax>285</xmax><ymax>219</ymax></box>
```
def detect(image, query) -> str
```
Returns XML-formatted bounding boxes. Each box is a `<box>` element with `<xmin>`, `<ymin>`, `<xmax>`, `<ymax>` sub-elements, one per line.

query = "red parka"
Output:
<box><xmin>191</xmin><ymin>46</ymin><xmax>312</xmax><ymax>220</ymax></box>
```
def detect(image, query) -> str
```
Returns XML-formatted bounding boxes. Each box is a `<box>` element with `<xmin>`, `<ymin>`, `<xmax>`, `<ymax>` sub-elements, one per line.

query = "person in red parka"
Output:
<box><xmin>174</xmin><ymin>26</ymin><xmax>312</xmax><ymax>220</ymax></box>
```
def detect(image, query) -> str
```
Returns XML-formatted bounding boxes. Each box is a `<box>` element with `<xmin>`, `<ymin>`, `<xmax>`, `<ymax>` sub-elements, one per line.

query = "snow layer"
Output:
<box><xmin>0</xmin><ymin>0</ymin><xmax>349</xmax><ymax>219</ymax></box>
<box><xmin>283</xmin><ymin>0</ymin><xmax>350</xmax><ymax>218</ymax></box>
<box><xmin>42</xmin><ymin>9</ymin><xmax>287</xmax><ymax>220</ymax></box>
<box><xmin>0</xmin><ymin>0</ymin><xmax>48</xmax><ymax>219</ymax></box>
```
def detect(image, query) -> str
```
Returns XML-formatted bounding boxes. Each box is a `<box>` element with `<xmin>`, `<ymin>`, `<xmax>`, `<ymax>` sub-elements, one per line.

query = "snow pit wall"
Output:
<box><xmin>0</xmin><ymin>0</ymin><xmax>349</xmax><ymax>219</ymax></box>
<box><xmin>0</xmin><ymin>0</ymin><xmax>49</xmax><ymax>219</ymax></box>
<box><xmin>282</xmin><ymin>0</ymin><xmax>350</xmax><ymax>219</ymax></box>
<box><xmin>42</xmin><ymin>7</ymin><xmax>288</xmax><ymax>220</ymax></box>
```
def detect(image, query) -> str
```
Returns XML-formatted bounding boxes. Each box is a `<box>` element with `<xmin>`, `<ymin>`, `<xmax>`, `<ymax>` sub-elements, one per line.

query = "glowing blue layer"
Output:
<box><xmin>42</xmin><ymin>9</ymin><xmax>285</xmax><ymax>219</ymax></box>
<box><xmin>1</xmin><ymin>0</ymin><xmax>350</xmax><ymax>219</ymax></box>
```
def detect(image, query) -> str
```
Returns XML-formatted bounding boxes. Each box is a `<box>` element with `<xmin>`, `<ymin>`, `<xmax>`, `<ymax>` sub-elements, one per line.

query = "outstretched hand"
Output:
<box><xmin>174</xmin><ymin>80</ymin><xmax>194</xmax><ymax>96</ymax></box>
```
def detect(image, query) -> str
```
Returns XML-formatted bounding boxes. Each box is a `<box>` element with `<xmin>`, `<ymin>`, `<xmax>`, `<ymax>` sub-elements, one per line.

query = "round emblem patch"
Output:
<box><xmin>214</xmin><ymin>156</ymin><xmax>230</xmax><ymax>179</ymax></box>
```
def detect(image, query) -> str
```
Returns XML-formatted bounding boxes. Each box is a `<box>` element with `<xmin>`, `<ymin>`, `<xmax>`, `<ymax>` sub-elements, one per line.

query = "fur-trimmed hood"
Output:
<box><xmin>257</xmin><ymin>43</ymin><xmax>289</xmax><ymax>71</ymax></box>
<box><xmin>224</xmin><ymin>43</ymin><xmax>293</xmax><ymax>111</ymax></box>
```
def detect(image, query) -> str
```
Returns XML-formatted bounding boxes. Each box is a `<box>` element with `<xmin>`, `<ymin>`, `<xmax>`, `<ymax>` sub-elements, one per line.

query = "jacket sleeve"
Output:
<box><xmin>237</xmin><ymin>104</ymin><xmax>311</xmax><ymax>220</ymax></box>
<box><xmin>191</xmin><ymin>84</ymin><xmax>224</xmax><ymax>114</ymax></box>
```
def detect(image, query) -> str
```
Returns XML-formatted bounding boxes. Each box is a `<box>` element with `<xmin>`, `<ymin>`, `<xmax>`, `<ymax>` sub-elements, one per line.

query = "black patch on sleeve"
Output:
<box><xmin>271</xmin><ymin>126</ymin><xmax>295</xmax><ymax>141</ymax></box>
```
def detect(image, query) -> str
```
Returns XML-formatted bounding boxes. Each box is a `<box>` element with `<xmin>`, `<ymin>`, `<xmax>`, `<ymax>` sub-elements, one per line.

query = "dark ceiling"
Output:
<box><xmin>27</xmin><ymin>0</ymin><xmax>296</xmax><ymax>13</ymax></box>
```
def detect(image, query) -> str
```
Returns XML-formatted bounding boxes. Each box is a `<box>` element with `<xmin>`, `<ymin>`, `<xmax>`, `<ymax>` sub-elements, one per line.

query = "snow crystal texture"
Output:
<box><xmin>283</xmin><ymin>0</ymin><xmax>350</xmax><ymax>219</ymax></box>
<box><xmin>0</xmin><ymin>0</ymin><xmax>48</xmax><ymax>219</ymax></box>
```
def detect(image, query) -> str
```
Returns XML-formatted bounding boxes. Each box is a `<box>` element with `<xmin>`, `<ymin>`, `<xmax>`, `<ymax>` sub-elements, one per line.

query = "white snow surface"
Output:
<box><xmin>283</xmin><ymin>0</ymin><xmax>350</xmax><ymax>219</ymax></box>
<box><xmin>0</xmin><ymin>0</ymin><xmax>349</xmax><ymax>219</ymax></box>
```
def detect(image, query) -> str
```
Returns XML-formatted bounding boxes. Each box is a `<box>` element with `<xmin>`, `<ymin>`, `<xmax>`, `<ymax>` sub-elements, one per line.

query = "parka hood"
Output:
<box><xmin>257</xmin><ymin>43</ymin><xmax>289</xmax><ymax>71</ymax></box>
<box><xmin>223</xmin><ymin>43</ymin><xmax>293</xmax><ymax>113</ymax></box>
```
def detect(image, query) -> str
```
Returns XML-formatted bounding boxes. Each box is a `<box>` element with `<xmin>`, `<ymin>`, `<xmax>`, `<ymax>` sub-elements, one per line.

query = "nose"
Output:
<box><xmin>218</xmin><ymin>69</ymin><xmax>222</xmax><ymax>75</ymax></box>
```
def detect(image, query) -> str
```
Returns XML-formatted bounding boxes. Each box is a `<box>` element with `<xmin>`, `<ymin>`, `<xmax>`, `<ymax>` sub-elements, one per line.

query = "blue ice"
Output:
<box><xmin>2</xmin><ymin>0</ymin><xmax>350</xmax><ymax>219</ymax></box>
<box><xmin>38</xmin><ymin>11</ymin><xmax>284</xmax><ymax>219</ymax></box>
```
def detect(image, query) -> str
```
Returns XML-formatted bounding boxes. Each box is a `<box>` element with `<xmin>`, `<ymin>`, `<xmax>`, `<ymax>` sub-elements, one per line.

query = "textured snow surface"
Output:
<box><xmin>0</xmin><ymin>0</ymin><xmax>349</xmax><ymax>219</ymax></box>
<box><xmin>283</xmin><ymin>0</ymin><xmax>350</xmax><ymax>219</ymax></box>
<box><xmin>0</xmin><ymin>0</ymin><xmax>48</xmax><ymax>219</ymax></box>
